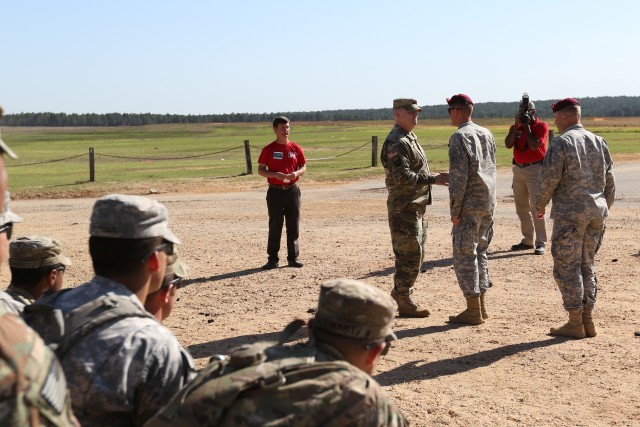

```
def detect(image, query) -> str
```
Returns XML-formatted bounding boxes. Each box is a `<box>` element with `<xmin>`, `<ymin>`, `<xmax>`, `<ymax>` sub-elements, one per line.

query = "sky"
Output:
<box><xmin>1</xmin><ymin>0</ymin><xmax>638</xmax><ymax>115</ymax></box>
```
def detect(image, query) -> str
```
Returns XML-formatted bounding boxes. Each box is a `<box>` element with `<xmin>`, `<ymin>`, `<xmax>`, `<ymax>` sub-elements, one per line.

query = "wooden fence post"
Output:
<box><xmin>244</xmin><ymin>140</ymin><xmax>253</xmax><ymax>175</ymax></box>
<box><xmin>89</xmin><ymin>147</ymin><xmax>95</xmax><ymax>182</ymax></box>
<box><xmin>371</xmin><ymin>136</ymin><xmax>378</xmax><ymax>167</ymax></box>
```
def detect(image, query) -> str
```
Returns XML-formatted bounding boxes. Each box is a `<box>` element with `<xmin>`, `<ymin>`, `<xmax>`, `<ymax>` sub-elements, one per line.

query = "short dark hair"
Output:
<box><xmin>89</xmin><ymin>236</ymin><xmax>164</xmax><ymax>277</ymax></box>
<box><xmin>272</xmin><ymin>116</ymin><xmax>290</xmax><ymax>128</ymax></box>
<box><xmin>10</xmin><ymin>263</ymin><xmax>64</xmax><ymax>288</ymax></box>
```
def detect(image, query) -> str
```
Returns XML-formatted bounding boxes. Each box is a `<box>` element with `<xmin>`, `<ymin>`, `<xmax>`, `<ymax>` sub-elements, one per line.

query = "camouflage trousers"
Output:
<box><xmin>452</xmin><ymin>211</ymin><xmax>493</xmax><ymax>297</ymax></box>
<box><xmin>551</xmin><ymin>216</ymin><xmax>604</xmax><ymax>311</ymax></box>
<box><xmin>388</xmin><ymin>204</ymin><xmax>427</xmax><ymax>296</ymax></box>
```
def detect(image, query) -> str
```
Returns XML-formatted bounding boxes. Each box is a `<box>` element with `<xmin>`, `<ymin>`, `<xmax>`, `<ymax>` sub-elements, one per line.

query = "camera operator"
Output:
<box><xmin>505</xmin><ymin>94</ymin><xmax>549</xmax><ymax>255</ymax></box>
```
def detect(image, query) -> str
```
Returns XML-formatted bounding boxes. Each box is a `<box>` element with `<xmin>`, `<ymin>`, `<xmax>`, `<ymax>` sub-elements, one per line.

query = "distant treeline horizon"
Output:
<box><xmin>3</xmin><ymin>96</ymin><xmax>640</xmax><ymax>127</ymax></box>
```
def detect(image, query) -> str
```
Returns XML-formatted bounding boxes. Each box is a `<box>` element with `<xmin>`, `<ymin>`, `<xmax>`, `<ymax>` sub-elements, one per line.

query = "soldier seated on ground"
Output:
<box><xmin>5</xmin><ymin>236</ymin><xmax>72</xmax><ymax>312</ymax></box>
<box><xmin>145</xmin><ymin>278</ymin><xmax>408</xmax><ymax>427</ymax></box>
<box><xmin>145</xmin><ymin>248</ymin><xmax>188</xmax><ymax>322</ymax></box>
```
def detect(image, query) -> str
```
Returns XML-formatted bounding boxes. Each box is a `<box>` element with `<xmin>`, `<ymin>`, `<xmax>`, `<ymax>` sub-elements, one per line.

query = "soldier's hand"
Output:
<box><xmin>435</xmin><ymin>172</ymin><xmax>449</xmax><ymax>186</ymax></box>
<box><xmin>451</xmin><ymin>216</ymin><xmax>461</xmax><ymax>225</ymax></box>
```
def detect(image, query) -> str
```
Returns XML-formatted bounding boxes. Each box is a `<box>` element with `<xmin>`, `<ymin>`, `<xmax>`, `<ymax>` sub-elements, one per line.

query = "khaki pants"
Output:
<box><xmin>512</xmin><ymin>164</ymin><xmax>547</xmax><ymax>246</ymax></box>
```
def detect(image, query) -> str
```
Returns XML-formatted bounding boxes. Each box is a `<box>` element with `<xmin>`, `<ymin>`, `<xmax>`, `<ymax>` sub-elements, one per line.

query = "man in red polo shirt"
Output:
<box><xmin>505</xmin><ymin>96</ymin><xmax>549</xmax><ymax>255</ymax></box>
<box><xmin>258</xmin><ymin>116</ymin><xmax>307</xmax><ymax>270</ymax></box>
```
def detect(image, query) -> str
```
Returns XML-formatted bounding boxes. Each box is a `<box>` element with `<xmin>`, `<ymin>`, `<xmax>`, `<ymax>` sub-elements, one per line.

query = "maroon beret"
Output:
<box><xmin>446</xmin><ymin>94</ymin><xmax>474</xmax><ymax>106</ymax></box>
<box><xmin>551</xmin><ymin>98</ymin><xmax>580</xmax><ymax>113</ymax></box>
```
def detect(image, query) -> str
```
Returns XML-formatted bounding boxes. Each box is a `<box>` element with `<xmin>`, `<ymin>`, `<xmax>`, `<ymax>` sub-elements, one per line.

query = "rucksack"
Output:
<box><xmin>145</xmin><ymin>320</ymin><xmax>362</xmax><ymax>427</ymax></box>
<box><xmin>22</xmin><ymin>290</ymin><xmax>155</xmax><ymax>361</ymax></box>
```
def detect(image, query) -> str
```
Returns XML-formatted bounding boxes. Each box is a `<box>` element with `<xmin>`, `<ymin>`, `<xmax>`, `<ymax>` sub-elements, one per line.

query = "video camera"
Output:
<box><xmin>519</xmin><ymin>92</ymin><xmax>534</xmax><ymax>124</ymax></box>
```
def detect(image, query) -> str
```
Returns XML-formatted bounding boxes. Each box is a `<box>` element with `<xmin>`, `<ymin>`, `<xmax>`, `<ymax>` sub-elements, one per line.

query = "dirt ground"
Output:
<box><xmin>11</xmin><ymin>161</ymin><xmax>640</xmax><ymax>426</ymax></box>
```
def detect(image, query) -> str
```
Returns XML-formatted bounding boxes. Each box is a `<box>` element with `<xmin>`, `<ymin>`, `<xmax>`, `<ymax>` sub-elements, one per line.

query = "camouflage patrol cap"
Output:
<box><xmin>393</xmin><ymin>98</ymin><xmax>422</xmax><ymax>112</ymax></box>
<box><xmin>0</xmin><ymin>191</ymin><xmax>23</xmax><ymax>225</ymax></box>
<box><xmin>0</xmin><ymin>105</ymin><xmax>18</xmax><ymax>159</ymax></box>
<box><xmin>9</xmin><ymin>236</ymin><xmax>72</xmax><ymax>269</ymax></box>
<box><xmin>314</xmin><ymin>279</ymin><xmax>397</xmax><ymax>342</ymax></box>
<box><xmin>90</xmin><ymin>194</ymin><xmax>180</xmax><ymax>243</ymax></box>
<box><xmin>164</xmin><ymin>248</ymin><xmax>189</xmax><ymax>279</ymax></box>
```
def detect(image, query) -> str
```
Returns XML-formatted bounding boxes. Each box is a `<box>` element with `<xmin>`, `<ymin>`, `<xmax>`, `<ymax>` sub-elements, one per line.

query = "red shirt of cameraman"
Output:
<box><xmin>509</xmin><ymin>117</ymin><xmax>549</xmax><ymax>164</ymax></box>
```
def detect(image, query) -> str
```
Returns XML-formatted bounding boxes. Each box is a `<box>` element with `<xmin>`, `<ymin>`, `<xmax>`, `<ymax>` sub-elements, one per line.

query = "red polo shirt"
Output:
<box><xmin>510</xmin><ymin>118</ymin><xmax>549</xmax><ymax>164</ymax></box>
<box><xmin>258</xmin><ymin>140</ymin><xmax>306</xmax><ymax>185</ymax></box>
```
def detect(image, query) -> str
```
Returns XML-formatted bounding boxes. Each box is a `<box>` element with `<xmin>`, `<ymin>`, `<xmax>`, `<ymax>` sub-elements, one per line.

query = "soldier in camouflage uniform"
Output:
<box><xmin>0</xmin><ymin>305</ymin><xmax>79</xmax><ymax>426</ymax></box>
<box><xmin>446</xmin><ymin>94</ymin><xmax>497</xmax><ymax>325</ymax></box>
<box><xmin>0</xmin><ymin>106</ymin><xmax>79</xmax><ymax>426</ymax></box>
<box><xmin>145</xmin><ymin>247</ymin><xmax>188</xmax><ymax>322</ymax></box>
<box><xmin>29</xmin><ymin>194</ymin><xmax>196</xmax><ymax>426</ymax></box>
<box><xmin>145</xmin><ymin>278</ymin><xmax>408</xmax><ymax>427</ymax></box>
<box><xmin>381</xmin><ymin>98</ymin><xmax>449</xmax><ymax>317</ymax></box>
<box><xmin>4</xmin><ymin>236</ymin><xmax>72</xmax><ymax>313</ymax></box>
<box><xmin>534</xmin><ymin>98</ymin><xmax>615</xmax><ymax>339</ymax></box>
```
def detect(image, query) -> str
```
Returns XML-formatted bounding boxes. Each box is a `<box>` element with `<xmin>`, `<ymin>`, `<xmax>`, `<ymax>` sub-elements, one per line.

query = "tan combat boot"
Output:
<box><xmin>480</xmin><ymin>292</ymin><xmax>489</xmax><ymax>320</ymax></box>
<box><xmin>391</xmin><ymin>290</ymin><xmax>430</xmax><ymax>318</ymax></box>
<box><xmin>448</xmin><ymin>296</ymin><xmax>484</xmax><ymax>325</ymax></box>
<box><xmin>582</xmin><ymin>306</ymin><xmax>596</xmax><ymax>338</ymax></box>
<box><xmin>550</xmin><ymin>309</ymin><xmax>586</xmax><ymax>339</ymax></box>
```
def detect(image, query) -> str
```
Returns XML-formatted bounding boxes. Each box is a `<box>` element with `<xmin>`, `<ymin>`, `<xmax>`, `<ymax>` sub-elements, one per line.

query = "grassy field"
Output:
<box><xmin>2</xmin><ymin>117</ymin><xmax>639</xmax><ymax>199</ymax></box>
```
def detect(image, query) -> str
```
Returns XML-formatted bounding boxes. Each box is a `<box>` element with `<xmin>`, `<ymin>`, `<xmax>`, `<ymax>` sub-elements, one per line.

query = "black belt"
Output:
<box><xmin>269</xmin><ymin>183</ymin><xmax>298</xmax><ymax>190</ymax></box>
<box><xmin>515</xmin><ymin>160</ymin><xmax>543</xmax><ymax>168</ymax></box>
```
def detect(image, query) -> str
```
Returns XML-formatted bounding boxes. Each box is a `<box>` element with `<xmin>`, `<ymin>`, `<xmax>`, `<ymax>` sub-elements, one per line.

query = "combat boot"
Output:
<box><xmin>582</xmin><ymin>306</ymin><xmax>597</xmax><ymax>338</ymax></box>
<box><xmin>550</xmin><ymin>309</ymin><xmax>586</xmax><ymax>339</ymax></box>
<box><xmin>480</xmin><ymin>291</ymin><xmax>489</xmax><ymax>320</ymax></box>
<box><xmin>391</xmin><ymin>290</ymin><xmax>430</xmax><ymax>318</ymax></box>
<box><xmin>448</xmin><ymin>296</ymin><xmax>484</xmax><ymax>325</ymax></box>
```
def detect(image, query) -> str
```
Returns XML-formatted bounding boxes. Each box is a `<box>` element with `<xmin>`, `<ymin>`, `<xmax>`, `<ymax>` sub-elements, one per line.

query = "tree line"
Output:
<box><xmin>2</xmin><ymin>96</ymin><xmax>639</xmax><ymax>127</ymax></box>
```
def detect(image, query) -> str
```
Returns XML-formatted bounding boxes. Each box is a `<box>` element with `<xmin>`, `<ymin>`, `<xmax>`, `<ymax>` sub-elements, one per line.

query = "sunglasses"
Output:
<box><xmin>140</xmin><ymin>242</ymin><xmax>174</xmax><ymax>263</ymax></box>
<box><xmin>447</xmin><ymin>107</ymin><xmax>461</xmax><ymax>114</ymax></box>
<box><xmin>0</xmin><ymin>222</ymin><xmax>13</xmax><ymax>240</ymax></box>
<box><xmin>365</xmin><ymin>338</ymin><xmax>392</xmax><ymax>356</ymax></box>
<box><xmin>163</xmin><ymin>275</ymin><xmax>183</xmax><ymax>290</ymax></box>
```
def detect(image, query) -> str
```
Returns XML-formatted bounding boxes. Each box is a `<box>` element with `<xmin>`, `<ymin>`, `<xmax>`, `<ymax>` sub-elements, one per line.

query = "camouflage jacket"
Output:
<box><xmin>0</xmin><ymin>304</ymin><xmax>79</xmax><ymax>426</ymax></box>
<box><xmin>0</xmin><ymin>290</ymin><xmax>22</xmax><ymax>315</ymax></box>
<box><xmin>145</xmin><ymin>338</ymin><xmax>408</xmax><ymax>427</ymax></box>
<box><xmin>31</xmin><ymin>275</ymin><xmax>196</xmax><ymax>427</ymax></box>
<box><xmin>6</xmin><ymin>284</ymin><xmax>34</xmax><ymax>308</ymax></box>
<box><xmin>448</xmin><ymin>121</ymin><xmax>497</xmax><ymax>218</ymax></box>
<box><xmin>534</xmin><ymin>124</ymin><xmax>615</xmax><ymax>220</ymax></box>
<box><xmin>381</xmin><ymin>124</ymin><xmax>432</xmax><ymax>211</ymax></box>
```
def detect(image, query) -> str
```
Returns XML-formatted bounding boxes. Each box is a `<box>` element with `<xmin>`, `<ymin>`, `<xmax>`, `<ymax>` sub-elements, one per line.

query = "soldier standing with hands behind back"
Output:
<box><xmin>534</xmin><ymin>98</ymin><xmax>615</xmax><ymax>339</ymax></box>
<box><xmin>381</xmin><ymin>98</ymin><xmax>448</xmax><ymax>317</ymax></box>
<box><xmin>505</xmin><ymin>93</ymin><xmax>549</xmax><ymax>255</ymax></box>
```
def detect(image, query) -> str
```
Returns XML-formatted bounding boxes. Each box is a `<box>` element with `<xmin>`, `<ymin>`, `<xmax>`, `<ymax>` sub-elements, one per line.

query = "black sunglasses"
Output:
<box><xmin>447</xmin><ymin>107</ymin><xmax>461</xmax><ymax>114</ymax></box>
<box><xmin>163</xmin><ymin>275</ymin><xmax>183</xmax><ymax>290</ymax></box>
<box><xmin>0</xmin><ymin>222</ymin><xmax>13</xmax><ymax>240</ymax></box>
<box><xmin>140</xmin><ymin>242</ymin><xmax>174</xmax><ymax>263</ymax></box>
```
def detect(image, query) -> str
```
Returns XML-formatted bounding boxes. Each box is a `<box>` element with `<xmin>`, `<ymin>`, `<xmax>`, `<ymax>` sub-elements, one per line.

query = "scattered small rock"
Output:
<box><xmin>149</xmin><ymin>188</ymin><xmax>159</xmax><ymax>194</ymax></box>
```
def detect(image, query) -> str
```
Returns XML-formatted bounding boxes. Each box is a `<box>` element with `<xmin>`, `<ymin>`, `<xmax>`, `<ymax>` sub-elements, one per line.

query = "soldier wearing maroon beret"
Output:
<box><xmin>533</xmin><ymin>98</ymin><xmax>615</xmax><ymax>339</ymax></box>
<box><xmin>446</xmin><ymin>94</ymin><xmax>497</xmax><ymax>325</ymax></box>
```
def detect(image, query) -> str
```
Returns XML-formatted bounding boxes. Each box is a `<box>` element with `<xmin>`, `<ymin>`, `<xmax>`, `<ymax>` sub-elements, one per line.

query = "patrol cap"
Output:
<box><xmin>0</xmin><ymin>191</ymin><xmax>23</xmax><ymax>225</ymax></box>
<box><xmin>9</xmin><ymin>236</ymin><xmax>72</xmax><ymax>269</ymax></box>
<box><xmin>164</xmin><ymin>248</ymin><xmax>189</xmax><ymax>278</ymax></box>
<box><xmin>446</xmin><ymin>94</ymin><xmax>474</xmax><ymax>106</ymax></box>
<box><xmin>314</xmin><ymin>279</ymin><xmax>397</xmax><ymax>342</ymax></box>
<box><xmin>552</xmin><ymin>97</ymin><xmax>580</xmax><ymax>113</ymax></box>
<box><xmin>0</xmin><ymin>105</ymin><xmax>18</xmax><ymax>159</ymax></box>
<box><xmin>90</xmin><ymin>194</ymin><xmax>180</xmax><ymax>244</ymax></box>
<box><xmin>393</xmin><ymin>98</ymin><xmax>422</xmax><ymax>112</ymax></box>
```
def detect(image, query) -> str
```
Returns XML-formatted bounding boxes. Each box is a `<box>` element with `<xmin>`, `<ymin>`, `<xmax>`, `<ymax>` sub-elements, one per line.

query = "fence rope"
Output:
<box><xmin>94</xmin><ymin>146</ymin><xmax>243</xmax><ymax>161</ymax></box>
<box><xmin>306</xmin><ymin>141</ymin><xmax>371</xmax><ymax>161</ymax></box>
<box><xmin>6</xmin><ymin>153</ymin><xmax>88</xmax><ymax>167</ymax></box>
